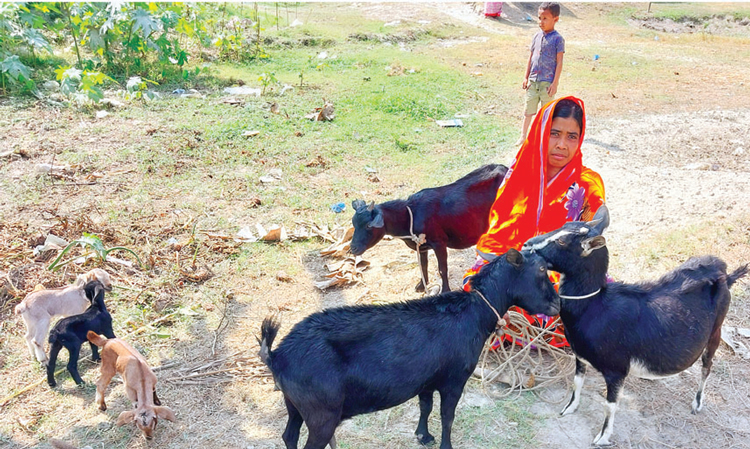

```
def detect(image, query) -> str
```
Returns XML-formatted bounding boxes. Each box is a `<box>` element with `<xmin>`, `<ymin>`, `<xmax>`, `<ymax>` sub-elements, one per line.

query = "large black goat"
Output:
<box><xmin>350</xmin><ymin>163</ymin><xmax>508</xmax><ymax>293</ymax></box>
<box><xmin>523</xmin><ymin>205</ymin><xmax>749</xmax><ymax>446</ymax></box>
<box><xmin>259</xmin><ymin>248</ymin><xmax>559</xmax><ymax>449</ymax></box>
<box><xmin>47</xmin><ymin>280</ymin><xmax>116</xmax><ymax>387</ymax></box>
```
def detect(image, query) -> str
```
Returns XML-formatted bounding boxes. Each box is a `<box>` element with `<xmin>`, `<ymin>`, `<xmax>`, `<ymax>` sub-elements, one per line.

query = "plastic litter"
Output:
<box><xmin>33</xmin><ymin>234</ymin><xmax>69</xmax><ymax>257</ymax></box>
<box><xmin>280</xmin><ymin>84</ymin><xmax>294</xmax><ymax>96</ymax></box>
<box><xmin>435</xmin><ymin>119</ymin><xmax>464</xmax><ymax>128</ymax></box>
<box><xmin>172</xmin><ymin>89</ymin><xmax>186</xmax><ymax>95</ymax></box>
<box><xmin>593</xmin><ymin>54</ymin><xmax>600</xmax><ymax>61</ymax></box>
<box><xmin>223</xmin><ymin>86</ymin><xmax>262</xmax><ymax>96</ymax></box>
<box><xmin>331</xmin><ymin>202</ymin><xmax>346</xmax><ymax>213</ymax></box>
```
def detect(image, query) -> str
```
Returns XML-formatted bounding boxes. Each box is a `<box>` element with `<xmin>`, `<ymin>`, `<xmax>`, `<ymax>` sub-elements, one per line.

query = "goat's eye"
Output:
<box><xmin>557</xmin><ymin>238</ymin><xmax>566</xmax><ymax>246</ymax></box>
<box><xmin>539</xmin><ymin>265</ymin><xmax>546</xmax><ymax>272</ymax></box>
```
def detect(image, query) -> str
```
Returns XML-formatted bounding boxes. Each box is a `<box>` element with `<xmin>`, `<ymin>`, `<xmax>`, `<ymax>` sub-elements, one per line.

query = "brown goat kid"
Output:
<box><xmin>87</xmin><ymin>331</ymin><xmax>175</xmax><ymax>440</ymax></box>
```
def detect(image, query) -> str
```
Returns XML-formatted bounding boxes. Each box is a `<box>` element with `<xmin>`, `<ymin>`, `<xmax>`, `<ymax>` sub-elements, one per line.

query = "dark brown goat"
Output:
<box><xmin>350</xmin><ymin>164</ymin><xmax>507</xmax><ymax>292</ymax></box>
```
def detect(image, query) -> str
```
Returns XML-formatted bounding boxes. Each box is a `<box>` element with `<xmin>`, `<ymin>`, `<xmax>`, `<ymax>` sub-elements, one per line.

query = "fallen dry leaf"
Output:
<box><xmin>276</xmin><ymin>271</ymin><xmax>293</xmax><ymax>282</ymax></box>
<box><xmin>305</xmin><ymin>101</ymin><xmax>335</xmax><ymax>121</ymax></box>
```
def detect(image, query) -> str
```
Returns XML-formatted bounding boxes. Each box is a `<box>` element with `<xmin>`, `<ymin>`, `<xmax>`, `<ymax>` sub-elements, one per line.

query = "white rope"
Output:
<box><xmin>474</xmin><ymin>312</ymin><xmax>575</xmax><ymax>398</ymax></box>
<box><xmin>473</xmin><ymin>289</ymin><xmax>506</xmax><ymax>330</ymax></box>
<box><xmin>559</xmin><ymin>288</ymin><xmax>601</xmax><ymax>300</ymax></box>
<box><xmin>393</xmin><ymin>205</ymin><xmax>434</xmax><ymax>294</ymax></box>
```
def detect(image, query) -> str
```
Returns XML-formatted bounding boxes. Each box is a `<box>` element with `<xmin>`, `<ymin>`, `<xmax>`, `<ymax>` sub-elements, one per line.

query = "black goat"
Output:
<box><xmin>350</xmin><ymin>163</ymin><xmax>508</xmax><ymax>293</ymax></box>
<box><xmin>259</xmin><ymin>248</ymin><xmax>559</xmax><ymax>449</ymax></box>
<box><xmin>523</xmin><ymin>205</ymin><xmax>749</xmax><ymax>446</ymax></box>
<box><xmin>47</xmin><ymin>280</ymin><xmax>116</xmax><ymax>387</ymax></box>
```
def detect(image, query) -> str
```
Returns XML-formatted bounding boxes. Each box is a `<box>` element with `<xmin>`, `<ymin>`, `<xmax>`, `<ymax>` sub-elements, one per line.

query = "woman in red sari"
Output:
<box><xmin>463</xmin><ymin>96</ymin><xmax>605</xmax><ymax>347</ymax></box>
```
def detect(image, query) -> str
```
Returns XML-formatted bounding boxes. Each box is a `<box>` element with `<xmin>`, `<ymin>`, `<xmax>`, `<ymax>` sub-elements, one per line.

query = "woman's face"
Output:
<box><xmin>547</xmin><ymin>116</ymin><xmax>581</xmax><ymax>176</ymax></box>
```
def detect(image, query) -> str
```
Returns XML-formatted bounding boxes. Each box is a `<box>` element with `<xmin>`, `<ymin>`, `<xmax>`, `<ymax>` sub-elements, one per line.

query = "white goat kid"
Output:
<box><xmin>14</xmin><ymin>268</ymin><xmax>113</xmax><ymax>364</ymax></box>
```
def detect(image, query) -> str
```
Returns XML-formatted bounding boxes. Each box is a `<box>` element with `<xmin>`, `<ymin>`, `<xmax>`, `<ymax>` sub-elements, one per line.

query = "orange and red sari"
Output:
<box><xmin>464</xmin><ymin>96</ymin><xmax>605</xmax><ymax>347</ymax></box>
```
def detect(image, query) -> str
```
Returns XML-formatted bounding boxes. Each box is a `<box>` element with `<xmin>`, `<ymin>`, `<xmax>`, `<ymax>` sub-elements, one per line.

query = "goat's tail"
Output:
<box><xmin>728</xmin><ymin>264</ymin><xmax>750</xmax><ymax>288</ymax></box>
<box><xmin>258</xmin><ymin>316</ymin><xmax>281</xmax><ymax>367</ymax></box>
<box><xmin>87</xmin><ymin>330</ymin><xmax>108</xmax><ymax>347</ymax></box>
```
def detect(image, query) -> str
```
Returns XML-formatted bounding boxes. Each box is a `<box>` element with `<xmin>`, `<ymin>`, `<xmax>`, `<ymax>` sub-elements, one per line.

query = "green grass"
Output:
<box><xmin>643</xmin><ymin>4</ymin><xmax>750</xmax><ymax>21</ymax></box>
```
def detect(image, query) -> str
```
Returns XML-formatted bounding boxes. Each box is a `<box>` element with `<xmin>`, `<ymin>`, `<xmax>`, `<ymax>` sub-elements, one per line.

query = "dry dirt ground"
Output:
<box><xmin>2</xmin><ymin>3</ymin><xmax>750</xmax><ymax>449</ymax></box>
<box><xmin>312</xmin><ymin>3</ymin><xmax>750</xmax><ymax>449</ymax></box>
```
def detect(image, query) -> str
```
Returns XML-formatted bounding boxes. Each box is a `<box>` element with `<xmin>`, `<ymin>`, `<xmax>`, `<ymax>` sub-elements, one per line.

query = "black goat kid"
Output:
<box><xmin>259</xmin><ymin>249</ymin><xmax>559</xmax><ymax>449</ymax></box>
<box><xmin>523</xmin><ymin>205</ymin><xmax>749</xmax><ymax>446</ymax></box>
<box><xmin>47</xmin><ymin>280</ymin><xmax>116</xmax><ymax>387</ymax></box>
<box><xmin>350</xmin><ymin>163</ymin><xmax>508</xmax><ymax>293</ymax></box>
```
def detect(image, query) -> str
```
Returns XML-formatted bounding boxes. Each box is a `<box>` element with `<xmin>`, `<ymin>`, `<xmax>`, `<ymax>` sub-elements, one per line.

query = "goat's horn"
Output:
<box><xmin>367</xmin><ymin>201</ymin><xmax>375</xmax><ymax>211</ymax></box>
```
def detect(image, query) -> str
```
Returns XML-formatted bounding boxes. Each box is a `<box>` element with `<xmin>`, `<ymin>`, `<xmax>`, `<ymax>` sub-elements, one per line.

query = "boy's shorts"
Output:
<box><xmin>525</xmin><ymin>81</ymin><xmax>553</xmax><ymax>116</ymax></box>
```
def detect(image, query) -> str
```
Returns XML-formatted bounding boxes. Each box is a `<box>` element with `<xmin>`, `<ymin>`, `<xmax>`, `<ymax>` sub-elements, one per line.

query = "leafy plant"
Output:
<box><xmin>258</xmin><ymin>71</ymin><xmax>278</xmax><ymax>95</ymax></box>
<box><xmin>125</xmin><ymin>75</ymin><xmax>158</xmax><ymax>100</ymax></box>
<box><xmin>0</xmin><ymin>55</ymin><xmax>36</xmax><ymax>93</ymax></box>
<box><xmin>55</xmin><ymin>65</ymin><xmax>114</xmax><ymax>104</ymax></box>
<box><xmin>48</xmin><ymin>233</ymin><xmax>145</xmax><ymax>271</ymax></box>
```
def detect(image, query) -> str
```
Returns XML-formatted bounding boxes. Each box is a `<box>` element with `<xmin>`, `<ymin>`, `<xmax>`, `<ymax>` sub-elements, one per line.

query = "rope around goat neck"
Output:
<box><xmin>393</xmin><ymin>205</ymin><xmax>434</xmax><ymax>293</ymax></box>
<box><xmin>559</xmin><ymin>288</ymin><xmax>601</xmax><ymax>300</ymax></box>
<box><xmin>472</xmin><ymin>288</ymin><xmax>506</xmax><ymax>330</ymax></box>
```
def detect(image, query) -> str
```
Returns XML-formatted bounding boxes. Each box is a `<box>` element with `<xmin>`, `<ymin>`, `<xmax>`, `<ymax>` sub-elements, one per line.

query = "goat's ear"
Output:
<box><xmin>154</xmin><ymin>406</ymin><xmax>176</xmax><ymax>422</ymax></box>
<box><xmin>581</xmin><ymin>235</ymin><xmax>606</xmax><ymax>257</ymax></box>
<box><xmin>588</xmin><ymin>205</ymin><xmax>610</xmax><ymax>234</ymax></box>
<box><xmin>367</xmin><ymin>201</ymin><xmax>375</xmax><ymax>212</ymax></box>
<box><xmin>352</xmin><ymin>199</ymin><xmax>366</xmax><ymax>210</ymax></box>
<box><xmin>368</xmin><ymin>210</ymin><xmax>384</xmax><ymax>228</ymax></box>
<box><xmin>116</xmin><ymin>410</ymin><xmax>135</xmax><ymax>426</ymax></box>
<box><xmin>506</xmin><ymin>248</ymin><xmax>524</xmax><ymax>268</ymax></box>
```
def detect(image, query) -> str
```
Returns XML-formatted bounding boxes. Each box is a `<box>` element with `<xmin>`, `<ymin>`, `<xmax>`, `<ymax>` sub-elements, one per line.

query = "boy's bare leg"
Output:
<box><xmin>515</xmin><ymin>114</ymin><xmax>534</xmax><ymax>146</ymax></box>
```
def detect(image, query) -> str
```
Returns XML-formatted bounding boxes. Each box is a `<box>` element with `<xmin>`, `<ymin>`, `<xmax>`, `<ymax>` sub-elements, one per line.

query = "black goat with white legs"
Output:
<box><xmin>47</xmin><ymin>280</ymin><xmax>116</xmax><ymax>387</ymax></box>
<box><xmin>349</xmin><ymin>163</ymin><xmax>508</xmax><ymax>293</ymax></box>
<box><xmin>523</xmin><ymin>205</ymin><xmax>749</xmax><ymax>446</ymax></box>
<box><xmin>259</xmin><ymin>248</ymin><xmax>559</xmax><ymax>449</ymax></box>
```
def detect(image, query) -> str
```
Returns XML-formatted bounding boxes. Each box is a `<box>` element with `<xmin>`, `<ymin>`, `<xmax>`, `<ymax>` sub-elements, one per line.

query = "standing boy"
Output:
<box><xmin>515</xmin><ymin>2</ymin><xmax>565</xmax><ymax>146</ymax></box>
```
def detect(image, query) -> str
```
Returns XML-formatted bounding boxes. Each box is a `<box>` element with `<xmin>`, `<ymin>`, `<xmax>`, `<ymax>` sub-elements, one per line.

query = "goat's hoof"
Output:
<box><xmin>48</xmin><ymin>382</ymin><xmax>56</xmax><ymax>388</ymax></box>
<box><xmin>99</xmin><ymin>404</ymin><xmax>107</xmax><ymax>411</ymax></box>
<box><xmin>691</xmin><ymin>397</ymin><xmax>703</xmax><ymax>414</ymax></box>
<box><xmin>592</xmin><ymin>434</ymin><xmax>612</xmax><ymax>446</ymax></box>
<box><xmin>560</xmin><ymin>406</ymin><xmax>575</xmax><ymax>416</ymax></box>
<box><xmin>415</xmin><ymin>282</ymin><xmax>426</xmax><ymax>293</ymax></box>
<box><xmin>416</xmin><ymin>433</ymin><xmax>435</xmax><ymax>446</ymax></box>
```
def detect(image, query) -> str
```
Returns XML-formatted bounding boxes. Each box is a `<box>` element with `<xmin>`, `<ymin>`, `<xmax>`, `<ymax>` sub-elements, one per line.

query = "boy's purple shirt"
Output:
<box><xmin>529</xmin><ymin>29</ymin><xmax>565</xmax><ymax>83</ymax></box>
